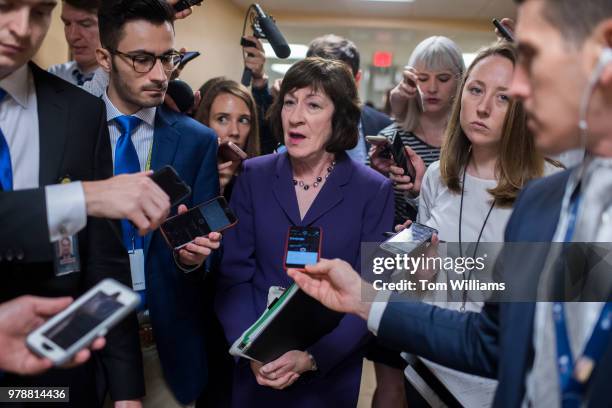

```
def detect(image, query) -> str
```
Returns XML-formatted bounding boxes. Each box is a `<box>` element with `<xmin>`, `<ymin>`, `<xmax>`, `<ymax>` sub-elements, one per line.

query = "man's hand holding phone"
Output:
<box><xmin>82</xmin><ymin>172</ymin><xmax>171</xmax><ymax>236</ymax></box>
<box><xmin>175</xmin><ymin>204</ymin><xmax>222</xmax><ymax>267</ymax></box>
<box><xmin>0</xmin><ymin>296</ymin><xmax>105</xmax><ymax>375</ymax></box>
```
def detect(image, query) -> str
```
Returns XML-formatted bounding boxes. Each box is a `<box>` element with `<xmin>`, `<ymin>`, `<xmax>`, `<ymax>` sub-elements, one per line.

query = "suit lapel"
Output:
<box><xmin>301</xmin><ymin>152</ymin><xmax>351</xmax><ymax>226</ymax></box>
<box><xmin>144</xmin><ymin>107</ymin><xmax>181</xmax><ymax>258</ymax></box>
<box><xmin>272</xmin><ymin>153</ymin><xmax>302</xmax><ymax>226</ymax></box>
<box><xmin>31</xmin><ymin>64</ymin><xmax>69</xmax><ymax>186</ymax></box>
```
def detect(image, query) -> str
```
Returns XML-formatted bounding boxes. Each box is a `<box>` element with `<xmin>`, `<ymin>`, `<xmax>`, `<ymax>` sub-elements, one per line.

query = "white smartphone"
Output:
<box><xmin>26</xmin><ymin>279</ymin><xmax>140</xmax><ymax>365</ymax></box>
<box><xmin>365</xmin><ymin>135</ymin><xmax>389</xmax><ymax>145</ymax></box>
<box><xmin>380</xmin><ymin>222</ymin><xmax>438</xmax><ymax>255</ymax></box>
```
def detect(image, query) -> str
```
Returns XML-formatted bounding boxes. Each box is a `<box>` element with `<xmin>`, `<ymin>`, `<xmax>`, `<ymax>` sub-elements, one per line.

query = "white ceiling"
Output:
<box><xmin>230</xmin><ymin>0</ymin><xmax>516</xmax><ymax>21</ymax></box>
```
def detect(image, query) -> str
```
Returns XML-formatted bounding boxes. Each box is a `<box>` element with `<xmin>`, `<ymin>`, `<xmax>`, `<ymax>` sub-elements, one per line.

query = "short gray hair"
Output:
<box><xmin>403</xmin><ymin>36</ymin><xmax>465</xmax><ymax>132</ymax></box>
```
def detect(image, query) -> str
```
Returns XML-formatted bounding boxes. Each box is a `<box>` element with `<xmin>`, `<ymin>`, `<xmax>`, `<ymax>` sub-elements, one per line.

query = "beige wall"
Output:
<box><xmin>34</xmin><ymin>0</ymin><xmax>248</xmax><ymax>89</ymax></box>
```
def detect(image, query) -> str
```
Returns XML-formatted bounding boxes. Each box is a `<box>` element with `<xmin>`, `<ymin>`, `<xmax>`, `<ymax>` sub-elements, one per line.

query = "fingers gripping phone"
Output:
<box><xmin>160</xmin><ymin>196</ymin><xmax>238</xmax><ymax>249</ymax></box>
<box><xmin>173</xmin><ymin>0</ymin><xmax>203</xmax><ymax>12</ymax></box>
<box><xmin>380</xmin><ymin>223</ymin><xmax>437</xmax><ymax>255</ymax></box>
<box><xmin>284</xmin><ymin>226</ymin><xmax>322</xmax><ymax>270</ymax></box>
<box><xmin>150</xmin><ymin>165</ymin><xmax>191</xmax><ymax>206</ymax></box>
<box><xmin>26</xmin><ymin>279</ymin><xmax>139</xmax><ymax>366</ymax></box>
<box><xmin>218</xmin><ymin>141</ymin><xmax>248</xmax><ymax>162</ymax></box>
<box><xmin>391</xmin><ymin>132</ymin><xmax>417</xmax><ymax>180</ymax></box>
<box><xmin>365</xmin><ymin>135</ymin><xmax>392</xmax><ymax>159</ymax></box>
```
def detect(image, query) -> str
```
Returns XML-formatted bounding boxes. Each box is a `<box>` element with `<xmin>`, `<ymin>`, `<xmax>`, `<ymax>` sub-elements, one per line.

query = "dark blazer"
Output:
<box><xmin>0</xmin><ymin>64</ymin><xmax>144</xmax><ymax>405</ymax></box>
<box><xmin>144</xmin><ymin>105</ymin><xmax>219</xmax><ymax>405</ymax></box>
<box><xmin>376</xmin><ymin>169</ymin><xmax>612</xmax><ymax>407</ymax></box>
<box><xmin>216</xmin><ymin>152</ymin><xmax>394</xmax><ymax>407</ymax></box>
<box><xmin>361</xmin><ymin>104</ymin><xmax>392</xmax><ymax>138</ymax></box>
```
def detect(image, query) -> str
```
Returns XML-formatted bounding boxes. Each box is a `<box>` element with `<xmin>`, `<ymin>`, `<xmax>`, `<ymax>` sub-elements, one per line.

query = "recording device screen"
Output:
<box><xmin>161</xmin><ymin>197</ymin><xmax>237</xmax><ymax>249</ymax></box>
<box><xmin>150</xmin><ymin>166</ymin><xmax>191</xmax><ymax>206</ymax></box>
<box><xmin>285</xmin><ymin>227</ymin><xmax>321</xmax><ymax>269</ymax></box>
<box><xmin>43</xmin><ymin>291</ymin><xmax>123</xmax><ymax>350</ymax></box>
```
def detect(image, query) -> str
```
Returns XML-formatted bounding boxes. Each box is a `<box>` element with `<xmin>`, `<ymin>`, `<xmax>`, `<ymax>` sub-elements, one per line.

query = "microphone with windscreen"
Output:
<box><xmin>241</xmin><ymin>3</ymin><xmax>290</xmax><ymax>87</ymax></box>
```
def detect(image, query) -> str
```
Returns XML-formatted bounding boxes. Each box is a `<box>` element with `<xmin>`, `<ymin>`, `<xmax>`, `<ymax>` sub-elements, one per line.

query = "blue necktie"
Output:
<box><xmin>0</xmin><ymin>89</ymin><xmax>12</xmax><ymax>191</ymax></box>
<box><xmin>113</xmin><ymin>115</ymin><xmax>143</xmax><ymax>249</ymax></box>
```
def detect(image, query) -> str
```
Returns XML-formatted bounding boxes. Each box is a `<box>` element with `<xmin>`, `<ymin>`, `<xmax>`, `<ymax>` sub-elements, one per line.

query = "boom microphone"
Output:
<box><xmin>241</xmin><ymin>3</ymin><xmax>290</xmax><ymax>86</ymax></box>
<box><xmin>253</xmin><ymin>4</ymin><xmax>290</xmax><ymax>59</ymax></box>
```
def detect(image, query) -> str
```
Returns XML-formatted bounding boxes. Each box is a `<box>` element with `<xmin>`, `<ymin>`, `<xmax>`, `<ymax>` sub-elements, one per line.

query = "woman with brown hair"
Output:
<box><xmin>402</xmin><ymin>41</ymin><xmax>561</xmax><ymax>406</ymax></box>
<box><xmin>195</xmin><ymin>78</ymin><xmax>261</xmax><ymax>197</ymax></box>
<box><xmin>419</xmin><ymin>41</ymin><xmax>560</xmax><ymax>245</ymax></box>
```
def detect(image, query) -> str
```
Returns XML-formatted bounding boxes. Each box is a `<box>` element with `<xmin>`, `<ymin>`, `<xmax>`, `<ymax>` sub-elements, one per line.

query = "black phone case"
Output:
<box><xmin>391</xmin><ymin>132</ymin><xmax>416</xmax><ymax>180</ymax></box>
<box><xmin>150</xmin><ymin>165</ymin><xmax>191</xmax><ymax>207</ymax></box>
<box><xmin>245</xmin><ymin>287</ymin><xmax>343</xmax><ymax>364</ymax></box>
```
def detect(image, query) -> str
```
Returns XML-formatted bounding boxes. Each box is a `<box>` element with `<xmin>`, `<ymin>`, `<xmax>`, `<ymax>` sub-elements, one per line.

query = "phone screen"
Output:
<box><xmin>161</xmin><ymin>197</ymin><xmax>237</xmax><ymax>248</ymax></box>
<box><xmin>285</xmin><ymin>227</ymin><xmax>321</xmax><ymax>269</ymax></box>
<box><xmin>150</xmin><ymin>166</ymin><xmax>191</xmax><ymax>206</ymax></box>
<box><xmin>43</xmin><ymin>291</ymin><xmax>123</xmax><ymax>350</ymax></box>
<box><xmin>381</xmin><ymin>223</ymin><xmax>437</xmax><ymax>255</ymax></box>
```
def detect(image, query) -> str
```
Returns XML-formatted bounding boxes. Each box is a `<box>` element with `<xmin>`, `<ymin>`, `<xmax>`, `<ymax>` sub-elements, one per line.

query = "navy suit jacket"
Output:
<box><xmin>377</xmin><ymin>169</ymin><xmax>612</xmax><ymax>407</ymax></box>
<box><xmin>361</xmin><ymin>104</ymin><xmax>392</xmax><ymax>138</ymax></box>
<box><xmin>144</xmin><ymin>106</ymin><xmax>219</xmax><ymax>404</ymax></box>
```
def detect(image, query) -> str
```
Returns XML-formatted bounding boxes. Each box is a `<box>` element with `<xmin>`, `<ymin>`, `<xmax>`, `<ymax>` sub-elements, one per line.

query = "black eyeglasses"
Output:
<box><xmin>107</xmin><ymin>48</ymin><xmax>183</xmax><ymax>73</ymax></box>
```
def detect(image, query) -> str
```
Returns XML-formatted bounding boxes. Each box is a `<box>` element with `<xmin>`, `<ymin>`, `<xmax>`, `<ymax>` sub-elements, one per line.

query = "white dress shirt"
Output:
<box><xmin>48</xmin><ymin>60</ymin><xmax>95</xmax><ymax>87</ymax></box>
<box><xmin>0</xmin><ymin>64</ymin><xmax>86</xmax><ymax>241</ymax></box>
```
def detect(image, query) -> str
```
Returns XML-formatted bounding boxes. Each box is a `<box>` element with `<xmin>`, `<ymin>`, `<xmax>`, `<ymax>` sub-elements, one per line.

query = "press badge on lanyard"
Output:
<box><xmin>129</xmin><ymin>236</ymin><xmax>146</xmax><ymax>292</ymax></box>
<box><xmin>53</xmin><ymin>234</ymin><xmax>81</xmax><ymax>276</ymax></box>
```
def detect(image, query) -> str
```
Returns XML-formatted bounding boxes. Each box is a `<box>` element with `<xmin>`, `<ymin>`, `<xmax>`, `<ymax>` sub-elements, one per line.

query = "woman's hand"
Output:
<box><xmin>218</xmin><ymin>160</ymin><xmax>240</xmax><ymax>193</ymax></box>
<box><xmin>249</xmin><ymin>350</ymin><xmax>313</xmax><ymax>390</ymax></box>
<box><xmin>389</xmin><ymin>67</ymin><xmax>420</xmax><ymax>120</ymax></box>
<box><xmin>389</xmin><ymin>146</ymin><xmax>426</xmax><ymax>196</ymax></box>
<box><xmin>369</xmin><ymin>143</ymin><xmax>394</xmax><ymax>176</ymax></box>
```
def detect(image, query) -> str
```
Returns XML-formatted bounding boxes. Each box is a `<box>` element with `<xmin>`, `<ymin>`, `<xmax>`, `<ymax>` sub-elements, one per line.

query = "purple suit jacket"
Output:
<box><xmin>215</xmin><ymin>152</ymin><xmax>394</xmax><ymax>407</ymax></box>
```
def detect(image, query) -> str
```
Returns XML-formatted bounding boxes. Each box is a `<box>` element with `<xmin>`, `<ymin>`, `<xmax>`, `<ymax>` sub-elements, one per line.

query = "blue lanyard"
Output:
<box><xmin>563</xmin><ymin>189</ymin><xmax>582</xmax><ymax>242</ymax></box>
<box><xmin>553</xmin><ymin>302</ymin><xmax>612</xmax><ymax>408</ymax></box>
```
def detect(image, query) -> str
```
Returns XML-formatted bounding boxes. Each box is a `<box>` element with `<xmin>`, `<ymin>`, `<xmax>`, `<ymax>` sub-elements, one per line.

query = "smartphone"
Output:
<box><xmin>365</xmin><ymin>135</ymin><xmax>389</xmax><ymax>145</ymax></box>
<box><xmin>150</xmin><ymin>165</ymin><xmax>191</xmax><ymax>206</ymax></box>
<box><xmin>240</xmin><ymin>37</ymin><xmax>257</xmax><ymax>48</ymax></box>
<box><xmin>391</xmin><ymin>133</ymin><xmax>417</xmax><ymax>180</ymax></box>
<box><xmin>160</xmin><ymin>196</ymin><xmax>238</xmax><ymax>249</ymax></box>
<box><xmin>365</xmin><ymin>135</ymin><xmax>392</xmax><ymax>159</ymax></box>
<box><xmin>492</xmin><ymin>18</ymin><xmax>514</xmax><ymax>42</ymax></box>
<box><xmin>380</xmin><ymin>223</ymin><xmax>438</xmax><ymax>255</ymax></box>
<box><xmin>284</xmin><ymin>226</ymin><xmax>322</xmax><ymax>270</ymax></box>
<box><xmin>218</xmin><ymin>141</ymin><xmax>248</xmax><ymax>162</ymax></box>
<box><xmin>26</xmin><ymin>279</ymin><xmax>139</xmax><ymax>366</ymax></box>
<box><xmin>173</xmin><ymin>0</ymin><xmax>203</xmax><ymax>12</ymax></box>
<box><xmin>180</xmin><ymin>51</ymin><xmax>200</xmax><ymax>66</ymax></box>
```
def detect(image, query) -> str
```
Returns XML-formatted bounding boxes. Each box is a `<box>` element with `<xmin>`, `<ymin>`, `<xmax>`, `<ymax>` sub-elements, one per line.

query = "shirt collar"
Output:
<box><xmin>102</xmin><ymin>90</ymin><xmax>156</xmax><ymax>127</ymax></box>
<box><xmin>0</xmin><ymin>65</ymin><xmax>32</xmax><ymax>108</ymax></box>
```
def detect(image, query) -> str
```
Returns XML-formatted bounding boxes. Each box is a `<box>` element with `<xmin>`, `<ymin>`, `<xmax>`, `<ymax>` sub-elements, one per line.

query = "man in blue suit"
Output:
<box><xmin>290</xmin><ymin>0</ymin><xmax>612</xmax><ymax>406</ymax></box>
<box><xmin>94</xmin><ymin>1</ymin><xmax>220</xmax><ymax>406</ymax></box>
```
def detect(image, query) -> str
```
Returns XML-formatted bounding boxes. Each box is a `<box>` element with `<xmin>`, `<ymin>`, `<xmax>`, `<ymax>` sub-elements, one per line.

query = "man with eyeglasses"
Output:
<box><xmin>95</xmin><ymin>1</ymin><xmax>219</xmax><ymax>406</ymax></box>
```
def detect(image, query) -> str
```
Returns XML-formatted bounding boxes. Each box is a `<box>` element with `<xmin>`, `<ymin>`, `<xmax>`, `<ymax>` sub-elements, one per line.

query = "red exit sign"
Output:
<box><xmin>373</xmin><ymin>51</ymin><xmax>393</xmax><ymax>68</ymax></box>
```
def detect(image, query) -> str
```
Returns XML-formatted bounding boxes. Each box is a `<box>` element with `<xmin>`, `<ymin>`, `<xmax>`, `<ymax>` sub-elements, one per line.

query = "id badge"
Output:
<box><xmin>267</xmin><ymin>286</ymin><xmax>286</xmax><ymax>307</ymax></box>
<box><xmin>53</xmin><ymin>235</ymin><xmax>81</xmax><ymax>276</ymax></box>
<box><xmin>129</xmin><ymin>249</ymin><xmax>146</xmax><ymax>291</ymax></box>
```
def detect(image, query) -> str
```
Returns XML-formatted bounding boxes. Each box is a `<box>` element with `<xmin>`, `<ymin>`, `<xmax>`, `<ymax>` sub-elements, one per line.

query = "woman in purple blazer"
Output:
<box><xmin>215</xmin><ymin>57</ymin><xmax>394</xmax><ymax>407</ymax></box>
